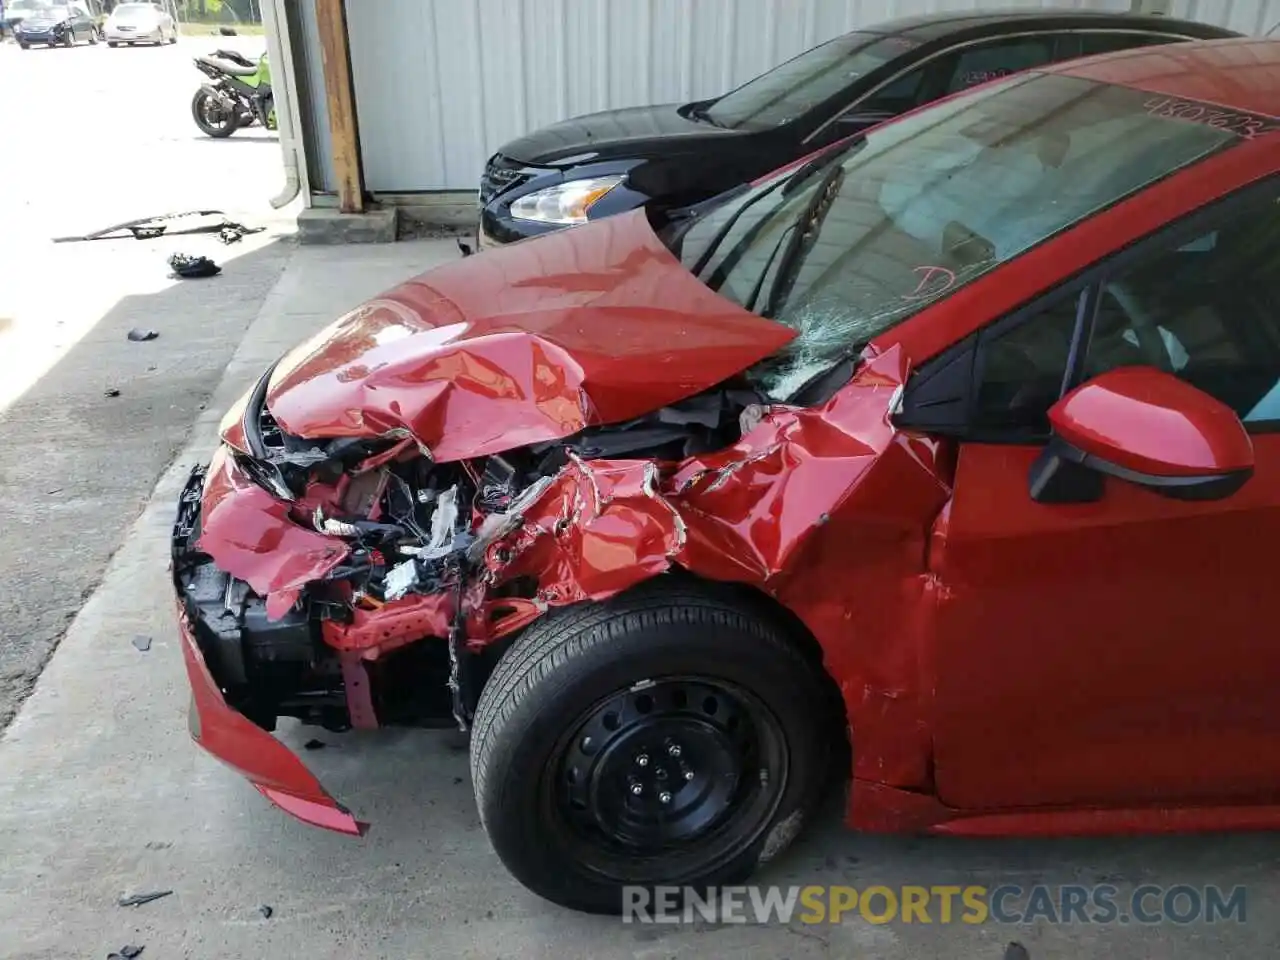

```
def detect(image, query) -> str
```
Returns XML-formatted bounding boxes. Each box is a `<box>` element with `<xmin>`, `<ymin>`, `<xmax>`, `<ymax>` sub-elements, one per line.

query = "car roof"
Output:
<box><xmin>863</xmin><ymin>6</ymin><xmax>1240</xmax><ymax>43</ymax></box>
<box><xmin>1046</xmin><ymin>37</ymin><xmax>1280</xmax><ymax>117</ymax></box>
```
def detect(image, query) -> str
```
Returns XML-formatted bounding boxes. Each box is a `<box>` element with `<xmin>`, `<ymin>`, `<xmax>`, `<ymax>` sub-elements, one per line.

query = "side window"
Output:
<box><xmin>858</xmin><ymin>67</ymin><xmax>929</xmax><ymax>115</ymax></box>
<box><xmin>943</xmin><ymin>37</ymin><xmax>1056</xmax><ymax>94</ymax></box>
<box><xmin>969</xmin><ymin>179</ymin><xmax>1280</xmax><ymax>439</ymax></box>
<box><xmin>810</xmin><ymin>67</ymin><xmax>930</xmax><ymax>146</ymax></box>
<box><xmin>972</xmin><ymin>290</ymin><xmax>1083</xmax><ymax>436</ymax></box>
<box><xmin>1077</xmin><ymin>32</ymin><xmax>1179</xmax><ymax>57</ymax></box>
<box><xmin>1084</xmin><ymin>184</ymin><xmax>1280</xmax><ymax>423</ymax></box>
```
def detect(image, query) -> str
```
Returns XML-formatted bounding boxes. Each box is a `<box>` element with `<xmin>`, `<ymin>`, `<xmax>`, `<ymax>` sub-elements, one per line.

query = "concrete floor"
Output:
<box><xmin>2</xmin><ymin>26</ymin><xmax>1280</xmax><ymax>960</ymax></box>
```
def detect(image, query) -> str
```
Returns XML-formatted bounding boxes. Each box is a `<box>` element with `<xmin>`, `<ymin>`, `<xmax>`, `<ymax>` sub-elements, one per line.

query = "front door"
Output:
<box><xmin>928</xmin><ymin>175</ymin><xmax>1280</xmax><ymax>811</ymax></box>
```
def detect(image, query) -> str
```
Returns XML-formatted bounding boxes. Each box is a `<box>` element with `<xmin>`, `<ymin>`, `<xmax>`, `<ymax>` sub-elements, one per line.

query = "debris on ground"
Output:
<box><xmin>53</xmin><ymin>210</ymin><xmax>226</xmax><ymax>243</ymax></box>
<box><xmin>452</xmin><ymin>776</ymin><xmax>464</xmax><ymax>785</ymax></box>
<box><xmin>1005</xmin><ymin>943</ymin><xmax>1031</xmax><ymax>960</ymax></box>
<box><xmin>104</xmin><ymin>388</ymin><xmax>121</xmax><ymax>398</ymax></box>
<box><xmin>131</xmin><ymin>635</ymin><xmax>152</xmax><ymax>653</ymax></box>
<box><xmin>117</xmin><ymin>890</ymin><xmax>172</xmax><ymax>907</ymax></box>
<box><xmin>303</xmin><ymin>739</ymin><xmax>325</xmax><ymax>751</ymax></box>
<box><xmin>259</xmin><ymin>905</ymin><xmax>274</xmax><ymax>919</ymax></box>
<box><xmin>218</xmin><ymin>223</ymin><xmax>263</xmax><ymax>244</ymax></box>
<box><xmin>53</xmin><ymin>210</ymin><xmax>262</xmax><ymax>244</ymax></box>
<box><xmin>168</xmin><ymin>254</ymin><xmax>221</xmax><ymax>279</ymax></box>
<box><xmin>145</xmin><ymin>841</ymin><xmax>171</xmax><ymax>850</ymax></box>
<box><xmin>127</xmin><ymin>328</ymin><xmax>159</xmax><ymax>342</ymax></box>
<box><xmin>456</xmin><ymin>238</ymin><xmax>473</xmax><ymax>257</ymax></box>
<box><xmin>107</xmin><ymin>945</ymin><xmax>144</xmax><ymax>959</ymax></box>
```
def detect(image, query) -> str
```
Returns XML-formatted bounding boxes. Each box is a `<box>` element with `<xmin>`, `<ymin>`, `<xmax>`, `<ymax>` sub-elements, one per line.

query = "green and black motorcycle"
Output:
<box><xmin>191</xmin><ymin>49</ymin><xmax>276</xmax><ymax>138</ymax></box>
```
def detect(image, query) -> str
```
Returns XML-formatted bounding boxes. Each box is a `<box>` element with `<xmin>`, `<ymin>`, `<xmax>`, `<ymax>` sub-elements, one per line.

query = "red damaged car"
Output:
<box><xmin>173</xmin><ymin>38</ymin><xmax>1280</xmax><ymax>913</ymax></box>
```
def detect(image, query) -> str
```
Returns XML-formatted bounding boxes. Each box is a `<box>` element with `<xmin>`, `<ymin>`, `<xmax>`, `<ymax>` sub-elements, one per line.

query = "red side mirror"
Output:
<box><xmin>1030</xmin><ymin>366</ymin><xmax>1253</xmax><ymax>503</ymax></box>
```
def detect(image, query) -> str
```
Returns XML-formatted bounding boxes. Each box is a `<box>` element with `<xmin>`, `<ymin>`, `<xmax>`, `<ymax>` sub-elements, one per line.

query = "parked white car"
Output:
<box><xmin>103</xmin><ymin>1</ymin><xmax>176</xmax><ymax>46</ymax></box>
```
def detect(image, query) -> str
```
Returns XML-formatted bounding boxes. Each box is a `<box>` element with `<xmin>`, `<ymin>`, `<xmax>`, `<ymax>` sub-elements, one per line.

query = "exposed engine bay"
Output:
<box><xmin>172</xmin><ymin>386</ymin><xmax>765</xmax><ymax>736</ymax></box>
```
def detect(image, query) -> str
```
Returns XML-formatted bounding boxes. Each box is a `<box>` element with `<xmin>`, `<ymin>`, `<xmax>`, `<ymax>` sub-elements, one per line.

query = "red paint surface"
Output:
<box><xmin>1051</xmin><ymin>367</ymin><xmax>1253</xmax><ymax>477</ymax></box>
<box><xmin>178</xmin><ymin>603</ymin><xmax>365</xmax><ymax>835</ymax></box>
<box><xmin>196</xmin><ymin>447</ymin><xmax>350</xmax><ymax>618</ymax></box>
<box><xmin>186</xmin><ymin>41</ymin><xmax>1280</xmax><ymax>839</ymax></box>
<box><xmin>262</xmin><ymin>210</ymin><xmax>794</xmax><ymax>461</ymax></box>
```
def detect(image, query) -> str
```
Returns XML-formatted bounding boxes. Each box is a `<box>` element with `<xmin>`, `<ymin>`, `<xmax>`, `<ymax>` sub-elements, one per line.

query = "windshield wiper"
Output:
<box><xmin>780</xmin><ymin>135</ymin><xmax>866</xmax><ymax>194</ymax></box>
<box><xmin>688</xmin><ymin>136</ymin><xmax>863</xmax><ymax>289</ymax></box>
<box><xmin>761</xmin><ymin>162</ymin><xmax>846</xmax><ymax>318</ymax></box>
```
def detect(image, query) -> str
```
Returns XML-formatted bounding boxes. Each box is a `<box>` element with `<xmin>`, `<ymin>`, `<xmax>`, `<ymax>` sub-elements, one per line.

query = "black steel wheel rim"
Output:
<box><xmin>544</xmin><ymin>675</ymin><xmax>788</xmax><ymax>884</ymax></box>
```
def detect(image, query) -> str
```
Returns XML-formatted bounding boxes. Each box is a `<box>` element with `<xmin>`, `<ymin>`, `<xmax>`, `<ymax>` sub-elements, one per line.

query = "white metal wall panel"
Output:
<box><xmin>340</xmin><ymin>0</ymin><xmax>1272</xmax><ymax>193</ymax></box>
<box><xmin>1169</xmin><ymin>0</ymin><xmax>1278</xmax><ymax>34</ymax></box>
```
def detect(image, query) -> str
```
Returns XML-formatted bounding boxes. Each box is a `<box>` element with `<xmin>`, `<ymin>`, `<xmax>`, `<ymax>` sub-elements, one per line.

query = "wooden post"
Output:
<box><xmin>315</xmin><ymin>0</ymin><xmax>365</xmax><ymax>213</ymax></box>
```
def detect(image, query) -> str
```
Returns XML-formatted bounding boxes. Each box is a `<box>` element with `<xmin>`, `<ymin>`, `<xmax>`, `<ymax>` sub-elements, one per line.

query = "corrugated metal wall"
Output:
<box><xmin>338</xmin><ymin>0</ymin><xmax>1278</xmax><ymax>194</ymax></box>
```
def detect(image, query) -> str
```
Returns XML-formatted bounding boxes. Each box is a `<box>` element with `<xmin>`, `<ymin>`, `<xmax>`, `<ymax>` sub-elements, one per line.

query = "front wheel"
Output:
<box><xmin>470</xmin><ymin>582</ymin><xmax>833</xmax><ymax>914</ymax></box>
<box><xmin>61</xmin><ymin>29</ymin><xmax>72</xmax><ymax>46</ymax></box>
<box><xmin>87</xmin><ymin>28</ymin><xmax>97</xmax><ymax>44</ymax></box>
<box><xmin>191</xmin><ymin>88</ymin><xmax>239</xmax><ymax>138</ymax></box>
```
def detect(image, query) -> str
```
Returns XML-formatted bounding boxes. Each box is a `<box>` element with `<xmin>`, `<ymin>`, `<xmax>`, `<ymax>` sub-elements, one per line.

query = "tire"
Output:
<box><xmin>107</xmin><ymin>40</ymin><xmax>117</xmax><ymax>46</ymax></box>
<box><xmin>61</xmin><ymin>29</ymin><xmax>72</xmax><ymax>46</ymax></box>
<box><xmin>19</xmin><ymin>42</ymin><xmax>29</xmax><ymax>49</ymax></box>
<box><xmin>191</xmin><ymin>88</ymin><xmax>239</xmax><ymax>138</ymax></box>
<box><xmin>87</xmin><ymin>28</ymin><xmax>97</xmax><ymax>44</ymax></box>
<box><xmin>470</xmin><ymin>580</ymin><xmax>832</xmax><ymax>914</ymax></box>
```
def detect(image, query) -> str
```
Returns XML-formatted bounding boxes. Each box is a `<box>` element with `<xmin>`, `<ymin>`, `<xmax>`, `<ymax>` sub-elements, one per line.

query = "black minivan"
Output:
<box><xmin>476</xmin><ymin>8</ymin><xmax>1238</xmax><ymax>248</ymax></box>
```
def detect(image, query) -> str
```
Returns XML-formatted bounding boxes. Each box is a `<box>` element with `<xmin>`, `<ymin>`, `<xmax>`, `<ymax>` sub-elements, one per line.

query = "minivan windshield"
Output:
<box><xmin>703</xmin><ymin>31</ymin><xmax>917</xmax><ymax>131</ymax></box>
<box><xmin>674</xmin><ymin>72</ymin><xmax>1254</xmax><ymax>400</ymax></box>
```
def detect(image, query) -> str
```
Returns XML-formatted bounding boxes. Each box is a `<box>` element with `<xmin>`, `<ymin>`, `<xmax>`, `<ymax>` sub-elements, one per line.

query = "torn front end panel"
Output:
<box><xmin>178</xmin><ymin>344</ymin><xmax>953</xmax><ymax>835</ymax></box>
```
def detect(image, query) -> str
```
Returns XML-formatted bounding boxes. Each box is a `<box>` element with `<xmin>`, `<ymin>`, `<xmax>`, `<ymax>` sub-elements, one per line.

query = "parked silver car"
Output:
<box><xmin>103</xmin><ymin>1</ymin><xmax>176</xmax><ymax>46</ymax></box>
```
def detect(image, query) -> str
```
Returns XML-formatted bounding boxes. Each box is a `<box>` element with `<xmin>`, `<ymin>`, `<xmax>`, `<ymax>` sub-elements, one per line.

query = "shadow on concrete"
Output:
<box><xmin>0</xmin><ymin>234</ymin><xmax>293</xmax><ymax>730</ymax></box>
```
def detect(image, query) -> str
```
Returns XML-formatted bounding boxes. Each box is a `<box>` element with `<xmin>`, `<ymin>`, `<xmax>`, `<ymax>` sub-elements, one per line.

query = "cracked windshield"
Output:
<box><xmin>671</xmin><ymin>72</ymin><xmax>1240</xmax><ymax>400</ymax></box>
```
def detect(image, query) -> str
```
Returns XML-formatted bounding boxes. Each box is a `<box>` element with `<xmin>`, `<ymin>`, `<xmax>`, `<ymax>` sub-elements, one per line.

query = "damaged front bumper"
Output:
<box><xmin>171</xmin><ymin>462</ymin><xmax>366</xmax><ymax>834</ymax></box>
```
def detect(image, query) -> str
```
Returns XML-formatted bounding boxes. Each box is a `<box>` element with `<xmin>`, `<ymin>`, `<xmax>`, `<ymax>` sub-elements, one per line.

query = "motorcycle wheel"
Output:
<box><xmin>191</xmin><ymin>89</ymin><xmax>239</xmax><ymax>138</ymax></box>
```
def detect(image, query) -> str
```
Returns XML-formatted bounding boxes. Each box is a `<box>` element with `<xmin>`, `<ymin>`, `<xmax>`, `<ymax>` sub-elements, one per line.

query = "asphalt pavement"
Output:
<box><xmin>0</xmin><ymin>32</ymin><xmax>286</xmax><ymax>728</ymax></box>
<box><xmin>1</xmin><ymin>27</ymin><xmax>1279</xmax><ymax>960</ymax></box>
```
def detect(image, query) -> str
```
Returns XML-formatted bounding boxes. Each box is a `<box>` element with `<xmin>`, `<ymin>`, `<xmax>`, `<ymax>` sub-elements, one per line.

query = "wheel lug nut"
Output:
<box><xmin>636</xmin><ymin>754</ymin><xmax>649</xmax><ymax>767</ymax></box>
<box><xmin>581</xmin><ymin>736</ymin><xmax>593</xmax><ymax>750</ymax></box>
<box><xmin>656</xmin><ymin>767</ymin><xmax>668</xmax><ymax>779</ymax></box>
<box><xmin>684</xmin><ymin>770</ymin><xmax>695</xmax><ymax>781</ymax></box>
<box><xmin>659</xmin><ymin>791</ymin><xmax>672</xmax><ymax>804</ymax></box>
<box><xmin>630</xmin><ymin>781</ymin><xmax>643</xmax><ymax>796</ymax></box>
<box><xmin>666</xmin><ymin>742</ymin><xmax>682</xmax><ymax>758</ymax></box>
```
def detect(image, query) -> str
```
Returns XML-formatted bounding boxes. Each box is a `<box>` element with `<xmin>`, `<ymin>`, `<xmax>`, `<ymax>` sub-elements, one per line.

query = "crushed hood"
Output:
<box><xmin>261</xmin><ymin>210</ymin><xmax>795</xmax><ymax>463</ymax></box>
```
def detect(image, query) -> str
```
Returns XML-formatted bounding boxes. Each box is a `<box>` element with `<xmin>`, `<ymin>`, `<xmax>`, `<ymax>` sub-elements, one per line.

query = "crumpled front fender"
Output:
<box><xmin>481</xmin><ymin>345</ymin><xmax>953</xmax><ymax>789</ymax></box>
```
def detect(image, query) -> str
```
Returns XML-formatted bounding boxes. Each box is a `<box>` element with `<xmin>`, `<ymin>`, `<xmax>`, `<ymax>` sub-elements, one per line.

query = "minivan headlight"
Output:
<box><xmin>509</xmin><ymin>175</ymin><xmax>625</xmax><ymax>225</ymax></box>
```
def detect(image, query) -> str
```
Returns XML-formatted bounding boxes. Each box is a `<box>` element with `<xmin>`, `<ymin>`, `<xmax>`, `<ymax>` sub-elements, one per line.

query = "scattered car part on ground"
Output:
<box><xmin>192</xmin><ymin>49</ymin><xmax>275</xmax><ymax>138</ymax></box>
<box><xmin>107</xmin><ymin>945</ymin><xmax>144</xmax><ymax>960</ymax></box>
<box><xmin>53</xmin><ymin>210</ymin><xmax>230</xmax><ymax>244</ymax></box>
<box><xmin>117</xmin><ymin>891</ymin><xmax>171</xmax><ymax>908</ymax></box>
<box><xmin>173</xmin><ymin>40</ymin><xmax>1280</xmax><ymax>914</ymax></box>
<box><xmin>131</xmin><ymin>635</ymin><xmax>152</xmax><ymax>652</ymax></box>
<box><xmin>103</xmin><ymin>2</ymin><xmax>176</xmax><ymax>46</ymax></box>
<box><xmin>168</xmin><ymin>253</ymin><xmax>220</xmax><ymax>278</ymax></box>
<box><xmin>127</xmin><ymin>328</ymin><xmax>159</xmax><ymax>342</ymax></box>
<box><xmin>476</xmin><ymin>8</ymin><xmax>1240</xmax><ymax>249</ymax></box>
